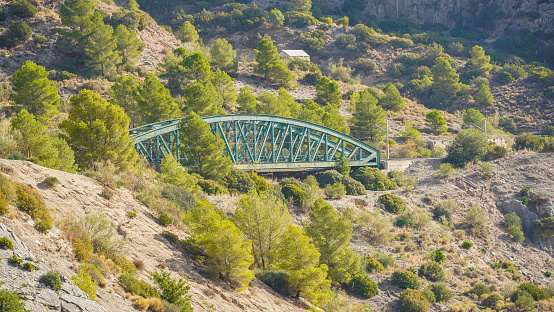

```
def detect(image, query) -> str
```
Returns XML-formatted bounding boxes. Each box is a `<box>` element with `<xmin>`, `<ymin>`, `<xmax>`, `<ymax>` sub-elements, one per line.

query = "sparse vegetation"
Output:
<box><xmin>0</xmin><ymin>237</ymin><xmax>14</xmax><ymax>250</ymax></box>
<box><xmin>39</xmin><ymin>271</ymin><xmax>62</xmax><ymax>291</ymax></box>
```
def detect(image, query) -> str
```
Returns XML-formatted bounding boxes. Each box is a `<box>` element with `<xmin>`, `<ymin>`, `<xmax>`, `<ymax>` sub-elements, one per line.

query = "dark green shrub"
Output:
<box><xmin>35</xmin><ymin>219</ymin><xmax>52</xmax><ymax>233</ymax></box>
<box><xmin>324</xmin><ymin>182</ymin><xmax>346</xmax><ymax>199</ymax></box>
<box><xmin>223</xmin><ymin>168</ymin><xmax>256</xmax><ymax>194</ymax></box>
<box><xmin>302</xmin><ymin>72</ymin><xmax>321</xmax><ymax>85</ymax></box>
<box><xmin>482</xmin><ymin>293</ymin><xmax>502</xmax><ymax>308</ymax></box>
<box><xmin>0</xmin><ymin>289</ymin><xmax>27</xmax><ymax>312</ymax></box>
<box><xmin>353</xmin><ymin>167</ymin><xmax>397</xmax><ymax>191</ymax></box>
<box><xmin>373</xmin><ymin>252</ymin><xmax>396</xmax><ymax>269</ymax></box>
<box><xmin>353</xmin><ymin>58</ymin><xmax>376</xmax><ymax>76</ymax></box>
<box><xmin>118</xmin><ymin>273</ymin><xmax>159</xmax><ymax>298</ymax></box>
<box><xmin>544</xmin><ymin>271</ymin><xmax>552</xmax><ymax>278</ymax></box>
<box><xmin>1</xmin><ymin>21</ymin><xmax>32</xmax><ymax>48</ymax></box>
<box><xmin>516</xmin><ymin>283</ymin><xmax>550</xmax><ymax>301</ymax></box>
<box><xmin>318</xmin><ymin>170</ymin><xmax>343</xmax><ymax>188</ymax></box>
<box><xmin>348</xmin><ymin>272</ymin><xmax>378</xmax><ymax>298</ymax></box>
<box><xmin>249</xmin><ymin>172</ymin><xmax>272</xmax><ymax>193</ymax></box>
<box><xmin>426</xmin><ymin>283</ymin><xmax>452</xmax><ymax>303</ymax></box>
<box><xmin>127</xmin><ymin>211</ymin><xmax>137</xmax><ymax>218</ymax></box>
<box><xmin>255</xmin><ymin>270</ymin><xmax>293</xmax><ymax>297</ymax></box>
<box><xmin>101</xmin><ymin>187</ymin><xmax>113</xmax><ymax>199</ymax></box>
<box><xmin>0</xmin><ymin>9</ymin><xmax>6</xmax><ymax>22</ymax></box>
<box><xmin>365</xmin><ymin>257</ymin><xmax>385</xmax><ymax>273</ymax></box>
<box><xmin>44</xmin><ymin>177</ymin><xmax>59</xmax><ymax>189</ymax></box>
<box><xmin>285</xmin><ymin>11</ymin><xmax>317</xmax><ymax>28</ymax></box>
<box><xmin>470</xmin><ymin>283</ymin><xmax>491</xmax><ymax>296</ymax></box>
<box><xmin>198</xmin><ymin>179</ymin><xmax>228</xmax><ymax>195</ymax></box>
<box><xmin>485</xmin><ymin>145</ymin><xmax>507</xmax><ymax>161</ymax></box>
<box><xmin>281</xmin><ymin>184</ymin><xmax>307</xmax><ymax>207</ymax></box>
<box><xmin>49</xmin><ymin>70</ymin><xmax>77</xmax><ymax>82</ymax></box>
<box><xmin>398</xmin><ymin>289</ymin><xmax>430</xmax><ymax>312</ymax></box>
<box><xmin>379</xmin><ymin>194</ymin><xmax>406</xmax><ymax>214</ymax></box>
<box><xmin>10</xmin><ymin>255</ymin><xmax>23</xmax><ymax>266</ymax></box>
<box><xmin>39</xmin><ymin>272</ymin><xmax>62</xmax><ymax>291</ymax></box>
<box><xmin>462</xmin><ymin>240</ymin><xmax>473</xmax><ymax>249</ymax></box>
<box><xmin>149</xmin><ymin>270</ymin><xmax>192</xmax><ymax>310</ymax></box>
<box><xmin>514</xmin><ymin>133</ymin><xmax>546</xmax><ymax>151</ymax></box>
<box><xmin>15</xmin><ymin>183</ymin><xmax>52</xmax><ymax>233</ymax></box>
<box><xmin>433</xmin><ymin>249</ymin><xmax>445</xmax><ymax>263</ymax></box>
<box><xmin>22</xmin><ymin>262</ymin><xmax>37</xmax><ymax>271</ymax></box>
<box><xmin>418</xmin><ymin>262</ymin><xmax>445</xmax><ymax>282</ymax></box>
<box><xmin>161</xmin><ymin>231</ymin><xmax>179</xmax><ymax>245</ymax></box>
<box><xmin>158</xmin><ymin>212</ymin><xmax>173</xmax><ymax>226</ymax></box>
<box><xmin>392</xmin><ymin>270</ymin><xmax>421</xmax><ymax>289</ymax></box>
<box><xmin>0</xmin><ymin>237</ymin><xmax>14</xmax><ymax>250</ymax></box>
<box><xmin>515</xmin><ymin>291</ymin><xmax>535</xmax><ymax>311</ymax></box>
<box><xmin>8</xmin><ymin>0</ymin><xmax>38</xmax><ymax>18</ymax></box>
<box><xmin>396</xmin><ymin>217</ymin><xmax>408</xmax><ymax>227</ymax></box>
<box><xmin>341</xmin><ymin>176</ymin><xmax>365</xmax><ymax>195</ymax></box>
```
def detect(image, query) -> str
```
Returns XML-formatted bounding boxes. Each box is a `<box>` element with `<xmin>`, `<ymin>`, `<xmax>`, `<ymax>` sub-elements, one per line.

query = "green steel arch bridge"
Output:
<box><xmin>129</xmin><ymin>115</ymin><xmax>380</xmax><ymax>170</ymax></box>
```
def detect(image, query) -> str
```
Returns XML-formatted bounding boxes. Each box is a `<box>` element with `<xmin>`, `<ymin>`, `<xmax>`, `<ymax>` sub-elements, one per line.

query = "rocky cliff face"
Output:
<box><xmin>0</xmin><ymin>223</ymin><xmax>107</xmax><ymax>312</ymax></box>
<box><xmin>257</xmin><ymin>0</ymin><xmax>554</xmax><ymax>34</ymax></box>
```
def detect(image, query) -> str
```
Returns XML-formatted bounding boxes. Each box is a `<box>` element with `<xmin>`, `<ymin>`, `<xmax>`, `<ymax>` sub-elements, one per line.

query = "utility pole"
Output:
<box><xmin>386</xmin><ymin>119</ymin><xmax>390</xmax><ymax>163</ymax></box>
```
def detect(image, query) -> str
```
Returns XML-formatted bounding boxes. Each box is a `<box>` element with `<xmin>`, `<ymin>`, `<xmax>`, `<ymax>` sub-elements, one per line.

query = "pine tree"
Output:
<box><xmin>108</xmin><ymin>74</ymin><xmax>141</xmax><ymax>127</ymax></box>
<box><xmin>114</xmin><ymin>24</ymin><xmax>144</xmax><ymax>66</ymax></box>
<box><xmin>60</xmin><ymin>0</ymin><xmax>96</xmax><ymax>30</ymax></box>
<box><xmin>59</xmin><ymin>89</ymin><xmax>139</xmax><ymax>170</ymax></box>
<box><xmin>425</xmin><ymin>109</ymin><xmax>447</xmax><ymax>135</ymax></box>
<box><xmin>254</xmin><ymin>39</ymin><xmax>280</xmax><ymax>80</ymax></box>
<box><xmin>268</xmin><ymin>8</ymin><xmax>285</xmax><ymax>28</ymax></box>
<box><xmin>158</xmin><ymin>52</ymin><xmax>188</xmax><ymax>95</ymax></box>
<box><xmin>182</xmin><ymin>52</ymin><xmax>211</xmax><ymax>82</ymax></box>
<box><xmin>315</xmin><ymin>76</ymin><xmax>341</xmax><ymax>106</ymax></box>
<box><xmin>84</xmin><ymin>12</ymin><xmax>121</xmax><ymax>76</ymax></box>
<box><xmin>210</xmin><ymin>69</ymin><xmax>237</xmax><ymax>110</ymax></box>
<box><xmin>210</xmin><ymin>38</ymin><xmax>237</xmax><ymax>72</ymax></box>
<box><xmin>11</xmin><ymin>61</ymin><xmax>59</xmax><ymax>122</ymax></box>
<box><xmin>159</xmin><ymin>155</ymin><xmax>201</xmax><ymax>193</ymax></box>
<box><xmin>185</xmin><ymin>201</ymin><xmax>255</xmax><ymax>291</ymax></box>
<box><xmin>476</xmin><ymin>84</ymin><xmax>493</xmax><ymax>106</ymax></box>
<box><xmin>182</xmin><ymin>82</ymin><xmax>224</xmax><ymax>116</ymax></box>
<box><xmin>236</xmin><ymin>86</ymin><xmax>259</xmax><ymax>114</ymax></box>
<box><xmin>305</xmin><ymin>198</ymin><xmax>360</xmax><ymax>284</ymax></box>
<box><xmin>179</xmin><ymin>112</ymin><xmax>232</xmax><ymax>181</ymax></box>
<box><xmin>269</xmin><ymin>61</ymin><xmax>295</xmax><ymax>88</ymax></box>
<box><xmin>379</xmin><ymin>83</ymin><xmax>405</xmax><ymax>112</ymax></box>
<box><xmin>349</xmin><ymin>89</ymin><xmax>386</xmax><ymax>142</ymax></box>
<box><xmin>466</xmin><ymin>45</ymin><xmax>493</xmax><ymax>78</ymax></box>
<box><xmin>178</xmin><ymin>21</ymin><xmax>199</xmax><ymax>44</ymax></box>
<box><xmin>321</xmin><ymin>104</ymin><xmax>350</xmax><ymax>134</ymax></box>
<box><xmin>11</xmin><ymin>109</ymin><xmax>76</xmax><ymax>172</ymax></box>
<box><xmin>234</xmin><ymin>191</ymin><xmax>292</xmax><ymax>270</ymax></box>
<box><xmin>127</xmin><ymin>0</ymin><xmax>139</xmax><ymax>10</ymax></box>
<box><xmin>136</xmin><ymin>74</ymin><xmax>181</xmax><ymax>124</ymax></box>
<box><xmin>463</xmin><ymin>108</ymin><xmax>486</xmax><ymax>128</ymax></box>
<box><xmin>288</xmin><ymin>0</ymin><xmax>312</xmax><ymax>13</ymax></box>
<box><xmin>431</xmin><ymin>56</ymin><xmax>463</xmax><ymax>106</ymax></box>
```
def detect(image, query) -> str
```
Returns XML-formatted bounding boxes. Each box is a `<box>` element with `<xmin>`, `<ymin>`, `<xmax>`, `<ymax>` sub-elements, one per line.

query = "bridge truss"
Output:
<box><xmin>129</xmin><ymin>115</ymin><xmax>380</xmax><ymax>170</ymax></box>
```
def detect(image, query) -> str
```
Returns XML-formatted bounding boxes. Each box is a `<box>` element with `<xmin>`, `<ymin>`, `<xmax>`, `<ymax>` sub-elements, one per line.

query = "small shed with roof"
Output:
<box><xmin>280</xmin><ymin>50</ymin><xmax>310</xmax><ymax>62</ymax></box>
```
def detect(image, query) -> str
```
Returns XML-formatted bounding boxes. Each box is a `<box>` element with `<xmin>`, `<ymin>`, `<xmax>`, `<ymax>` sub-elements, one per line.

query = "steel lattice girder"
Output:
<box><xmin>129</xmin><ymin>115</ymin><xmax>380</xmax><ymax>170</ymax></box>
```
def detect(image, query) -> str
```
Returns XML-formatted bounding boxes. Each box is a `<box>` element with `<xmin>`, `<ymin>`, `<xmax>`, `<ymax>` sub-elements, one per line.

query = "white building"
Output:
<box><xmin>280</xmin><ymin>50</ymin><xmax>310</xmax><ymax>62</ymax></box>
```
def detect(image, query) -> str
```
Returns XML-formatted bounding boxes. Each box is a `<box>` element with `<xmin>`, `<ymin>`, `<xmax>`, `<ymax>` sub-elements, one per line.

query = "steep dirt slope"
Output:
<box><xmin>0</xmin><ymin>159</ymin><xmax>308</xmax><ymax>312</ymax></box>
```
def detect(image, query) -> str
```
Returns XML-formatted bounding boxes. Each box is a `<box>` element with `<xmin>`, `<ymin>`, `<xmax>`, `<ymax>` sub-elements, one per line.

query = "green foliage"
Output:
<box><xmin>1</xmin><ymin>21</ymin><xmax>32</xmax><ymax>48</ymax></box>
<box><xmin>433</xmin><ymin>163</ymin><xmax>455</xmax><ymax>178</ymax></box>
<box><xmin>482</xmin><ymin>293</ymin><xmax>502</xmax><ymax>308</ymax></box>
<box><xmin>39</xmin><ymin>271</ymin><xmax>62</xmax><ymax>291</ymax></box>
<box><xmin>114</xmin><ymin>24</ymin><xmax>144</xmax><ymax>66</ymax></box>
<box><xmin>504</xmin><ymin>213</ymin><xmax>525</xmax><ymax>243</ymax></box>
<box><xmin>498</xmin><ymin>116</ymin><xmax>516</xmax><ymax>133</ymax></box>
<box><xmin>305</xmin><ymin>199</ymin><xmax>360</xmax><ymax>284</ymax></box>
<box><xmin>349</xmin><ymin>89</ymin><xmax>386</xmax><ymax>142</ymax></box>
<box><xmin>158</xmin><ymin>212</ymin><xmax>173</xmax><ymax>226</ymax></box>
<box><xmin>465</xmin><ymin>46</ymin><xmax>493</xmax><ymax>78</ymax></box>
<box><xmin>365</xmin><ymin>257</ymin><xmax>385</xmax><ymax>273</ymax></box>
<box><xmin>235</xmin><ymin>191</ymin><xmax>292</xmax><ymax>270</ymax></box>
<box><xmin>15</xmin><ymin>183</ymin><xmax>52</xmax><ymax>233</ymax></box>
<box><xmin>425</xmin><ymin>110</ymin><xmax>447</xmax><ymax>135</ymax></box>
<box><xmin>268</xmin><ymin>8</ymin><xmax>285</xmax><ymax>28</ymax></box>
<box><xmin>476</xmin><ymin>84</ymin><xmax>493</xmax><ymax>105</ymax></box>
<box><xmin>137</xmin><ymin>73</ymin><xmax>181</xmax><ymax>124</ymax></box>
<box><xmin>446</xmin><ymin>129</ymin><xmax>489</xmax><ymax>167</ymax></box>
<box><xmin>464</xmin><ymin>204</ymin><xmax>489</xmax><ymax>236</ymax></box>
<box><xmin>426</xmin><ymin>283</ymin><xmax>452</xmax><ymax>303</ymax></box>
<box><xmin>71</xmin><ymin>270</ymin><xmax>98</xmax><ymax>300</ymax></box>
<box><xmin>379</xmin><ymin>83</ymin><xmax>405</xmax><ymax>112</ymax></box>
<box><xmin>324</xmin><ymin>182</ymin><xmax>346</xmax><ymax>199</ymax></box>
<box><xmin>159</xmin><ymin>156</ymin><xmax>200</xmax><ymax>193</ymax></box>
<box><xmin>0</xmin><ymin>289</ymin><xmax>27</xmax><ymax>312</ymax></box>
<box><xmin>83</xmin><ymin>12</ymin><xmax>121</xmax><ymax>76</ymax></box>
<box><xmin>398</xmin><ymin>289</ymin><xmax>430</xmax><ymax>312</ymax></box>
<box><xmin>281</xmin><ymin>184</ymin><xmax>307</xmax><ymax>207</ymax></box>
<box><xmin>118</xmin><ymin>273</ymin><xmax>159</xmax><ymax>298</ymax></box>
<box><xmin>461</xmin><ymin>240</ymin><xmax>473</xmax><ymax>249</ymax></box>
<box><xmin>348</xmin><ymin>272</ymin><xmax>377</xmax><ymax>298</ymax></box>
<box><xmin>400</xmin><ymin>121</ymin><xmax>422</xmax><ymax>142</ymax></box>
<box><xmin>341</xmin><ymin>176</ymin><xmax>366</xmax><ymax>196</ymax></box>
<box><xmin>0</xmin><ymin>237</ymin><xmax>14</xmax><ymax>250</ymax></box>
<box><xmin>22</xmin><ymin>261</ymin><xmax>37</xmax><ymax>271</ymax></box>
<box><xmin>353</xmin><ymin>58</ymin><xmax>376</xmax><ymax>76</ymax></box>
<box><xmin>150</xmin><ymin>270</ymin><xmax>193</xmax><ymax>311</ymax></box>
<box><xmin>12</xmin><ymin>61</ymin><xmax>59</xmax><ymax>121</ymax></box>
<box><xmin>185</xmin><ymin>201</ymin><xmax>254</xmax><ymax>291</ymax></box>
<box><xmin>514</xmin><ymin>133</ymin><xmax>546</xmax><ymax>151</ymax></box>
<box><xmin>516</xmin><ymin>283</ymin><xmax>551</xmax><ymax>301</ymax></box>
<box><xmin>248</xmin><ymin>172</ymin><xmax>272</xmax><ymax>193</ymax></box>
<box><xmin>224</xmin><ymin>168</ymin><xmax>256</xmax><ymax>194</ymax></box>
<box><xmin>315</xmin><ymin>77</ymin><xmax>341</xmax><ymax>106</ymax></box>
<box><xmin>430</xmin><ymin>56</ymin><xmax>464</xmax><ymax>107</ymax></box>
<box><xmin>60</xmin><ymin>90</ymin><xmax>138</xmax><ymax>171</ymax></box>
<box><xmin>470</xmin><ymin>283</ymin><xmax>491</xmax><ymax>296</ymax></box>
<box><xmin>178</xmin><ymin>21</ymin><xmax>199</xmax><ymax>44</ymax></box>
<box><xmin>335</xmin><ymin>157</ymin><xmax>350</xmax><ymax>176</ymax></box>
<box><xmin>379</xmin><ymin>193</ymin><xmax>406</xmax><ymax>214</ymax></box>
<box><xmin>255</xmin><ymin>39</ymin><xmax>294</xmax><ymax>87</ymax></box>
<box><xmin>433</xmin><ymin>249</ymin><xmax>445</xmax><ymax>263</ymax></box>
<box><xmin>210</xmin><ymin>38</ymin><xmax>237</xmax><ymax>73</ymax></box>
<box><xmin>318</xmin><ymin>170</ymin><xmax>343</xmax><ymax>188</ymax></box>
<box><xmin>43</xmin><ymin>177</ymin><xmax>59</xmax><ymax>189</ymax></box>
<box><xmin>544</xmin><ymin>271</ymin><xmax>552</xmax><ymax>278</ymax></box>
<box><xmin>418</xmin><ymin>261</ymin><xmax>445</xmax><ymax>282</ymax></box>
<box><xmin>9</xmin><ymin>0</ymin><xmax>37</xmax><ymax>18</ymax></box>
<box><xmin>179</xmin><ymin>112</ymin><xmax>232</xmax><ymax>181</ymax></box>
<box><xmin>392</xmin><ymin>270</ymin><xmax>422</xmax><ymax>290</ymax></box>
<box><xmin>352</xmin><ymin>167</ymin><xmax>397</xmax><ymax>191</ymax></box>
<box><xmin>197</xmin><ymin>179</ymin><xmax>228</xmax><ymax>195</ymax></box>
<box><xmin>255</xmin><ymin>270</ymin><xmax>293</xmax><ymax>297</ymax></box>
